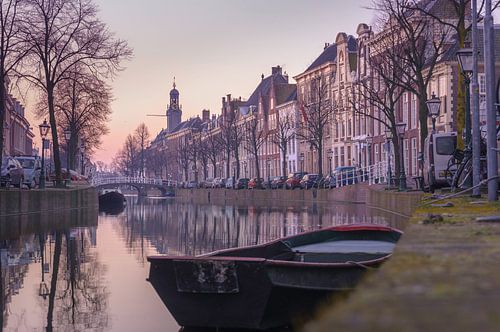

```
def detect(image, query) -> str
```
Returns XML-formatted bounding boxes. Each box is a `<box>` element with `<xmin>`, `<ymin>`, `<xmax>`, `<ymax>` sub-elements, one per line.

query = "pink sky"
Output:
<box><xmin>25</xmin><ymin>1</ymin><xmax>373</xmax><ymax>164</ymax></box>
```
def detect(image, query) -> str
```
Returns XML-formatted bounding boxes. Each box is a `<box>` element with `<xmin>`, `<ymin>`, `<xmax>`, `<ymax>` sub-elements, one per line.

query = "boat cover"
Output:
<box><xmin>292</xmin><ymin>240</ymin><xmax>396</xmax><ymax>254</ymax></box>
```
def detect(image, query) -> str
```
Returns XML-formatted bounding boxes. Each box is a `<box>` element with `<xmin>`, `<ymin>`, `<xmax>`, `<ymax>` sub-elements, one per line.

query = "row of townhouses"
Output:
<box><xmin>146</xmin><ymin>7</ymin><xmax>500</xmax><ymax>184</ymax></box>
<box><xmin>1</xmin><ymin>93</ymin><xmax>34</xmax><ymax>158</ymax></box>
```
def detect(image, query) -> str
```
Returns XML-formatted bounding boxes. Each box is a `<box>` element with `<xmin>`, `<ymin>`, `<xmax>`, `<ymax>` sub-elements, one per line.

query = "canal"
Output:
<box><xmin>0</xmin><ymin>196</ymin><xmax>405</xmax><ymax>331</ymax></box>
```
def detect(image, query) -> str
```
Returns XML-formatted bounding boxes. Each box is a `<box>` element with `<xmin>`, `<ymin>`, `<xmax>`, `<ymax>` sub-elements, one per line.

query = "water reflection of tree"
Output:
<box><xmin>116</xmin><ymin>198</ymin><xmax>404</xmax><ymax>262</ymax></box>
<box><xmin>43</xmin><ymin>229</ymin><xmax>108</xmax><ymax>332</ymax></box>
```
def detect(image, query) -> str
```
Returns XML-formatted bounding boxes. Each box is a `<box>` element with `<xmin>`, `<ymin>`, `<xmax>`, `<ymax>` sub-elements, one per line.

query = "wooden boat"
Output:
<box><xmin>98</xmin><ymin>188</ymin><xmax>126</xmax><ymax>211</ymax></box>
<box><xmin>147</xmin><ymin>224</ymin><xmax>402</xmax><ymax>330</ymax></box>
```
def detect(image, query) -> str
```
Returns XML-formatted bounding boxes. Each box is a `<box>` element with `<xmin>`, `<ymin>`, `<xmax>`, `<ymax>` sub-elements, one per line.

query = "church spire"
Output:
<box><xmin>173</xmin><ymin>76</ymin><xmax>176</xmax><ymax>89</ymax></box>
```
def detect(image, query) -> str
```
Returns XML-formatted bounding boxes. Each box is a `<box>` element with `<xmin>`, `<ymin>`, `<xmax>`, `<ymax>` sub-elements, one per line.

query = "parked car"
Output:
<box><xmin>1</xmin><ymin>156</ymin><xmax>24</xmax><ymax>187</ymax></box>
<box><xmin>334</xmin><ymin>166</ymin><xmax>358</xmax><ymax>186</ymax></box>
<box><xmin>201</xmin><ymin>178</ymin><xmax>214</xmax><ymax>188</ymax></box>
<box><xmin>320</xmin><ymin>174</ymin><xmax>337</xmax><ymax>189</ymax></box>
<box><xmin>15</xmin><ymin>156</ymin><xmax>41</xmax><ymax>189</ymax></box>
<box><xmin>186</xmin><ymin>180</ymin><xmax>198</xmax><ymax>189</ymax></box>
<box><xmin>236</xmin><ymin>178</ymin><xmax>249</xmax><ymax>189</ymax></box>
<box><xmin>225</xmin><ymin>177</ymin><xmax>235</xmax><ymax>189</ymax></box>
<box><xmin>213</xmin><ymin>177</ymin><xmax>226</xmax><ymax>188</ymax></box>
<box><xmin>300</xmin><ymin>174</ymin><xmax>321</xmax><ymax>189</ymax></box>
<box><xmin>285</xmin><ymin>172</ymin><xmax>307</xmax><ymax>189</ymax></box>
<box><xmin>248</xmin><ymin>177</ymin><xmax>264</xmax><ymax>189</ymax></box>
<box><xmin>270</xmin><ymin>176</ymin><xmax>286</xmax><ymax>189</ymax></box>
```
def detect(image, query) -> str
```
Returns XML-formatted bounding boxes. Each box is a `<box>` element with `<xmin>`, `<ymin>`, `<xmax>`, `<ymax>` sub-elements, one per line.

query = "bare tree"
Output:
<box><xmin>113</xmin><ymin>134</ymin><xmax>139</xmax><ymax>176</ymax></box>
<box><xmin>297</xmin><ymin>75</ymin><xmax>334</xmax><ymax>176</ymax></box>
<box><xmin>21</xmin><ymin>0</ymin><xmax>132</xmax><ymax>186</ymax></box>
<box><xmin>205</xmin><ymin>131</ymin><xmax>221</xmax><ymax>178</ymax></box>
<box><xmin>134</xmin><ymin>123</ymin><xmax>149</xmax><ymax>177</ymax></box>
<box><xmin>351</xmin><ymin>24</ymin><xmax>408</xmax><ymax>179</ymax></box>
<box><xmin>47</xmin><ymin>69</ymin><xmax>111</xmax><ymax>170</ymax></box>
<box><xmin>219</xmin><ymin>112</ymin><xmax>244</xmax><ymax>178</ymax></box>
<box><xmin>410</xmin><ymin>0</ymin><xmax>499</xmax><ymax>148</ymax></box>
<box><xmin>0</xmin><ymin>0</ymin><xmax>30</xmax><ymax>169</ymax></box>
<box><xmin>177</xmin><ymin>138</ymin><xmax>190</xmax><ymax>182</ymax></box>
<box><xmin>373</xmin><ymin>0</ymin><xmax>449</xmax><ymax>148</ymax></box>
<box><xmin>271</xmin><ymin>112</ymin><xmax>294</xmax><ymax>177</ymax></box>
<box><xmin>244</xmin><ymin>115</ymin><xmax>266</xmax><ymax>187</ymax></box>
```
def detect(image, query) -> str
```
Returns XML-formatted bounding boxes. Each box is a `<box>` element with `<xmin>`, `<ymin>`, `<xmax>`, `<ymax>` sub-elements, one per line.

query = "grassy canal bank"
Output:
<box><xmin>305</xmin><ymin>194</ymin><xmax>500</xmax><ymax>332</ymax></box>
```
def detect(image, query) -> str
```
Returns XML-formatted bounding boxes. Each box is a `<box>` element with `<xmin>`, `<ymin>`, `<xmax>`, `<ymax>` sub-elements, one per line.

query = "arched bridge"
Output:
<box><xmin>91</xmin><ymin>176</ymin><xmax>177</xmax><ymax>197</ymax></box>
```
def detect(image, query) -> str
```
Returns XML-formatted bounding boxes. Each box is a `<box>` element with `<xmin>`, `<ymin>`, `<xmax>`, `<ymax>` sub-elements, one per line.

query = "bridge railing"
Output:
<box><xmin>91</xmin><ymin>176</ymin><xmax>177</xmax><ymax>187</ymax></box>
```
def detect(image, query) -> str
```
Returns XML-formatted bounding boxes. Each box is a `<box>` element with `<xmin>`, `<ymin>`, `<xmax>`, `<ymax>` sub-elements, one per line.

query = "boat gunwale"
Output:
<box><xmin>147</xmin><ymin>224</ymin><xmax>402</xmax><ymax>268</ymax></box>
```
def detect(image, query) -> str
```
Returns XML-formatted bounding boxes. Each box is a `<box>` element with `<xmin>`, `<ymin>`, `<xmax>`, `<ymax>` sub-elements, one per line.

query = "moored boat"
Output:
<box><xmin>147</xmin><ymin>224</ymin><xmax>402</xmax><ymax>330</ymax></box>
<box><xmin>98</xmin><ymin>188</ymin><xmax>126</xmax><ymax>211</ymax></box>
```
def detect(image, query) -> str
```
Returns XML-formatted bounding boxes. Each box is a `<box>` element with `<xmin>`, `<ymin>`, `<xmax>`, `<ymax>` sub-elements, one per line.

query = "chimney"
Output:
<box><xmin>222</xmin><ymin>96</ymin><xmax>226</xmax><ymax>104</ymax></box>
<box><xmin>271</xmin><ymin>65</ymin><xmax>282</xmax><ymax>75</ymax></box>
<box><xmin>202</xmin><ymin>109</ymin><xmax>210</xmax><ymax>122</ymax></box>
<box><xmin>212</xmin><ymin>114</ymin><xmax>216</xmax><ymax>121</ymax></box>
<box><xmin>261</xmin><ymin>74</ymin><xmax>265</xmax><ymax>80</ymax></box>
<box><xmin>227</xmin><ymin>94</ymin><xmax>231</xmax><ymax>102</ymax></box>
<box><xmin>283</xmin><ymin>71</ymin><xmax>289</xmax><ymax>83</ymax></box>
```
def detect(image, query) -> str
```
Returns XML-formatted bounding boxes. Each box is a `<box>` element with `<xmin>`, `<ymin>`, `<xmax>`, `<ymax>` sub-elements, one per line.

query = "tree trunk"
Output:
<box><xmin>0</xmin><ymin>74</ymin><xmax>6</xmax><ymax>166</ymax></box>
<box><xmin>418</xmin><ymin>92</ymin><xmax>429</xmax><ymax>151</ymax></box>
<box><xmin>282</xmin><ymin>145</ymin><xmax>287</xmax><ymax>177</ymax></box>
<box><xmin>47</xmin><ymin>85</ymin><xmax>63</xmax><ymax>187</ymax></box>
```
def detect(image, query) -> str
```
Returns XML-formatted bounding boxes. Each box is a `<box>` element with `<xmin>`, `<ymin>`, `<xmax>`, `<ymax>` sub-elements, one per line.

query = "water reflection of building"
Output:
<box><xmin>117</xmin><ymin>198</ymin><xmax>405</xmax><ymax>260</ymax></box>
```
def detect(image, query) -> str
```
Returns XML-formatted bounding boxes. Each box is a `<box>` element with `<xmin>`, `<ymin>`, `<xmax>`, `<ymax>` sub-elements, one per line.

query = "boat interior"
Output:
<box><xmin>212</xmin><ymin>229</ymin><xmax>401</xmax><ymax>264</ymax></box>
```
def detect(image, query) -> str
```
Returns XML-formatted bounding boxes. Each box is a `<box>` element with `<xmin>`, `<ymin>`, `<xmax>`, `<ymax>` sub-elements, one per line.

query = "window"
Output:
<box><xmin>403</xmin><ymin>93</ymin><xmax>409</xmax><ymax>126</ymax></box>
<box><xmin>411</xmin><ymin>94</ymin><xmax>417</xmax><ymax>128</ymax></box>
<box><xmin>479</xmin><ymin>73</ymin><xmax>487</xmax><ymax>122</ymax></box>
<box><xmin>436</xmin><ymin>136</ymin><xmax>457</xmax><ymax>155</ymax></box>
<box><xmin>411</xmin><ymin>138</ymin><xmax>417</xmax><ymax>176</ymax></box>
<box><xmin>340</xmin><ymin>147</ymin><xmax>345</xmax><ymax>166</ymax></box>
<box><xmin>374</xmin><ymin>143</ymin><xmax>379</xmax><ymax>163</ymax></box>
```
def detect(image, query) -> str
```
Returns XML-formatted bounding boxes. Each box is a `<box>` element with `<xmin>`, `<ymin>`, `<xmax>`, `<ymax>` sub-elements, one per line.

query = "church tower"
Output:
<box><xmin>166</xmin><ymin>78</ymin><xmax>182</xmax><ymax>133</ymax></box>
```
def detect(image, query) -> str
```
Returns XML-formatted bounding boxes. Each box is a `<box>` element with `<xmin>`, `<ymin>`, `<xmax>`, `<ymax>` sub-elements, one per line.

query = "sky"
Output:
<box><xmin>83</xmin><ymin>0</ymin><xmax>374</xmax><ymax>164</ymax></box>
<box><xmin>24</xmin><ymin>0</ymin><xmax>373</xmax><ymax>164</ymax></box>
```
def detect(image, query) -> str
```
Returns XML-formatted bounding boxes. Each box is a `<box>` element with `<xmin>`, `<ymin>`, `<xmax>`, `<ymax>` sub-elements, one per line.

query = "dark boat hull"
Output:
<box><xmin>147</xmin><ymin>225</ymin><xmax>401</xmax><ymax>330</ymax></box>
<box><xmin>98</xmin><ymin>191</ymin><xmax>126</xmax><ymax>210</ymax></box>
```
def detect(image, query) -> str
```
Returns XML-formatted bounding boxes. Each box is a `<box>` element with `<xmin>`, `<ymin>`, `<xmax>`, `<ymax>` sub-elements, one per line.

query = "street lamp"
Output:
<box><xmin>299</xmin><ymin>153</ymin><xmax>304</xmax><ymax>172</ymax></box>
<box><xmin>384</xmin><ymin>128</ymin><xmax>393</xmax><ymax>188</ymax></box>
<box><xmin>243</xmin><ymin>160</ymin><xmax>248</xmax><ymax>177</ymax></box>
<box><xmin>396</xmin><ymin>122</ymin><xmax>407</xmax><ymax>191</ymax></box>
<box><xmin>327</xmin><ymin>148</ymin><xmax>333</xmax><ymax>175</ymax></box>
<box><xmin>38</xmin><ymin>119</ymin><xmax>50</xmax><ymax>189</ymax></box>
<box><xmin>426</xmin><ymin>93</ymin><xmax>441</xmax><ymax>133</ymax></box>
<box><xmin>456</xmin><ymin>48</ymin><xmax>473</xmax><ymax>156</ymax></box>
<box><xmin>64</xmin><ymin>129</ymin><xmax>71</xmax><ymax>185</ymax></box>
<box><xmin>80</xmin><ymin>142</ymin><xmax>85</xmax><ymax>176</ymax></box>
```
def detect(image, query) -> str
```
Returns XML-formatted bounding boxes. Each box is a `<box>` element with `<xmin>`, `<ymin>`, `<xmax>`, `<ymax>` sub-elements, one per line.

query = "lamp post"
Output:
<box><xmin>456</xmin><ymin>48</ymin><xmax>473</xmax><ymax>154</ymax></box>
<box><xmin>80</xmin><ymin>142</ymin><xmax>85</xmax><ymax>176</ymax></box>
<box><xmin>426</xmin><ymin>93</ymin><xmax>441</xmax><ymax>133</ymax></box>
<box><xmin>64</xmin><ymin>129</ymin><xmax>71</xmax><ymax>185</ymax></box>
<box><xmin>396</xmin><ymin>122</ymin><xmax>407</xmax><ymax>191</ymax></box>
<box><xmin>266</xmin><ymin>158</ymin><xmax>271</xmax><ymax>189</ymax></box>
<box><xmin>299</xmin><ymin>153</ymin><xmax>304</xmax><ymax>172</ymax></box>
<box><xmin>327</xmin><ymin>148</ymin><xmax>333</xmax><ymax>175</ymax></box>
<box><xmin>384</xmin><ymin>128</ymin><xmax>393</xmax><ymax>189</ymax></box>
<box><xmin>38</xmin><ymin>119</ymin><xmax>50</xmax><ymax>189</ymax></box>
<box><xmin>457</xmin><ymin>48</ymin><xmax>474</xmax><ymax>188</ymax></box>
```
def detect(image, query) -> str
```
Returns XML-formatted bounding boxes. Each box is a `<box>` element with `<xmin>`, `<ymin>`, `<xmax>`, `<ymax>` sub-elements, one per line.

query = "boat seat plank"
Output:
<box><xmin>292</xmin><ymin>240</ymin><xmax>396</xmax><ymax>254</ymax></box>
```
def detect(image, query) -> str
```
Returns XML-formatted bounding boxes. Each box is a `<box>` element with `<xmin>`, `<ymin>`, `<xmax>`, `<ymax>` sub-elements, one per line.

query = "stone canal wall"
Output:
<box><xmin>174</xmin><ymin>183</ymin><xmax>370</xmax><ymax>205</ymax></box>
<box><xmin>174</xmin><ymin>184</ymin><xmax>424</xmax><ymax>216</ymax></box>
<box><xmin>0</xmin><ymin>186</ymin><xmax>98</xmax><ymax>217</ymax></box>
<box><xmin>366</xmin><ymin>186</ymin><xmax>424</xmax><ymax>217</ymax></box>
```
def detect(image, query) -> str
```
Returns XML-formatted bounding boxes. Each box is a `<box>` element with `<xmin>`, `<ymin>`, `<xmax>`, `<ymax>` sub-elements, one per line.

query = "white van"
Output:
<box><xmin>423</xmin><ymin>132</ymin><xmax>457</xmax><ymax>191</ymax></box>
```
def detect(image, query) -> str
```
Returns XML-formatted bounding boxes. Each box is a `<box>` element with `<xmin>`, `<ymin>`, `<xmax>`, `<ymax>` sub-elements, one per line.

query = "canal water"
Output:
<box><xmin>0</xmin><ymin>196</ymin><xmax>405</xmax><ymax>331</ymax></box>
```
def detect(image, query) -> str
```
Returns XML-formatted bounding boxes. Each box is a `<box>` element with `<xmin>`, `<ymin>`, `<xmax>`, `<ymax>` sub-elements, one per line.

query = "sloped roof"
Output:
<box><xmin>170</xmin><ymin>116</ymin><xmax>203</xmax><ymax>134</ymax></box>
<box><xmin>275</xmin><ymin>84</ymin><xmax>297</xmax><ymax>105</ymax></box>
<box><xmin>305</xmin><ymin>43</ymin><xmax>338</xmax><ymax>72</ymax></box>
<box><xmin>245</xmin><ymin>73</ymin><xmax>288</xmax><ymax>106</ymax></box>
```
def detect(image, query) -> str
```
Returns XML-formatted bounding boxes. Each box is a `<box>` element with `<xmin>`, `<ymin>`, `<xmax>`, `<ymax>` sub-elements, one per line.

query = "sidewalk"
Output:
<box><xmin>304</xmin><ymin>195</ymin><xmax>500</xmax><ymax>332</ymax></box>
